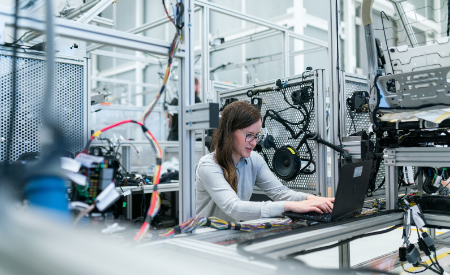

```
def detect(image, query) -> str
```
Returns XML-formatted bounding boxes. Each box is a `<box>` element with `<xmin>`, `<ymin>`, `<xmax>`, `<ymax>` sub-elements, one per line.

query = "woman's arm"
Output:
<box><xmin>255</xmin><ymin>158</ymin><xmax>310</xmax><ymax>201</ymax></box>
<box><xmin>255</xmin><ymin>156</ymin><xmax>334</xmax><ymax>213</ymax></box>
<box><xmin>197</xmin><ymin>162</ymin><xmax>286</xmax><ymax>220</ymax></box>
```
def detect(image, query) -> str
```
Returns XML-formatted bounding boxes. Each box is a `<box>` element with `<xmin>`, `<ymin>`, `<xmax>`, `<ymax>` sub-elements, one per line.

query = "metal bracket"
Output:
<box><xmin>384</xmin><ymin>147</ymin><xmax>450</xmax><ymax>167</ymax></box>
<box><xmin>184</xmin><ymin>102</ymin><xmax>219</xmax><ymax>130</ymax></box>
<box><xmin>376</xmin><ymin>66</ymin><xmax>450</xmax><ymax>109</ymax></box>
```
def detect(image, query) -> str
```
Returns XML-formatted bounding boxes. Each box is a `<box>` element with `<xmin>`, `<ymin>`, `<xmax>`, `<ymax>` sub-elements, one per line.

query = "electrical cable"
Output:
<box><xmin>73</xmin><ymin>204</ymin><xmax>95</xmax><ymax>226</ymax></box>
<box><xmin>448</xmin><ymin>0</ymin><xmax>450</xmax><ymax>36</ymax></box>
<box><xmin>380</xmin><ymin>11</ymin><xmax>395</xmax><ymax>73</ymax></box>
<box><xmin>133</xmin><ymin>1</ymin><xmax>185</xmax><ymax>242</ymax></box>
<box><xmin>287</xmin><ymin>224</ymin><xmax>402</xmax><ymax>257</ymax></box>
<box><xmin>159</xmin><ymin>217</ymin><xmax>293</xmax><ymax>238</ymax></box>
<box><xmin>79</xmin><ymin>119</ymin><xmax>163</xmax><ymax>239</ymax></box>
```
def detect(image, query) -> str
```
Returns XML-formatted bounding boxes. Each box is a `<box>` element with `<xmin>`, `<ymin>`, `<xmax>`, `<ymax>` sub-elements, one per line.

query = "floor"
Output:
<box><xmin>295</xmin><ymin>227</ymin><xmax>450</xmax><ymax>274</ymax></box>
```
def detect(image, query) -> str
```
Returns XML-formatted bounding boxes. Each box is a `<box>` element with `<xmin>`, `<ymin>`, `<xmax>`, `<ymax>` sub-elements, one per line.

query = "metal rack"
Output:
<box><xmin>218</xmin><ymin>71</ymin><xmax>328</xmax><ymax>195</ymax></box>
<box><xmin>0</xmin><ymin>47</ymin><xmax>88</xmax><ymax>161</ymax></box>
<box><xmin>0</xmin><ymin>2</ymin><xmax>196</xmax><ymax>222</ymax></box>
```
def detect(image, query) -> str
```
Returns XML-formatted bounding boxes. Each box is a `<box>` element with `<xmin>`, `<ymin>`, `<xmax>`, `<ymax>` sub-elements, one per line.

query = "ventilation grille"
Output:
<box><xmin>0</xmin><ymin>54</ymin><xmax>85</xmax><ymax>161</ymax></box>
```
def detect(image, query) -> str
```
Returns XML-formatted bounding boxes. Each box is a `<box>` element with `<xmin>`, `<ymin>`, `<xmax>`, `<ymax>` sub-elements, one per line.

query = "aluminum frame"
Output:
<box><xmin>330</xmin><ymin>72</ymin><xmax>372</xmax><ymax>194</ymax></box>
<box><xmin>194</xmin><ymin>0</ymin><xmax>328</xmax><ymax>124</ymax></box>
<box><xmin>241</xmin><ymin>212</ymin><xmax>404</xmax><ymax>258</ymax></box>
<box><xmin>0</xmin><ymin>2</ymin><xmax>196</xmax><ymax>221</ymax></box>
<box><xmin>383</xmin><ymin>147</ymin><xmax>450</xmax><ymax>209</ymax></box>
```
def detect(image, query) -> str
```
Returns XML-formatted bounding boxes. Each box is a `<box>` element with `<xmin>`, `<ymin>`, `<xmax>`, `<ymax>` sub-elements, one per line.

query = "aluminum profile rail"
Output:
<box><xmin>0</xmin><ymin>9</ymin><xmax>184</xmax><ymax>57</ymax></box>
<box><xmin>383</xmin><ymin>147</ymin><xmax>450</xmax><ymax>167</ymax></box>
<box><xmin>241</xmin><ymin>212</ymin><xmax>404</xmax><ymax>259</ymax></box>
<box><xmin>194</xmin><ymin>0</ymin><xmax>328</xmax><ymax>48</ymax></box>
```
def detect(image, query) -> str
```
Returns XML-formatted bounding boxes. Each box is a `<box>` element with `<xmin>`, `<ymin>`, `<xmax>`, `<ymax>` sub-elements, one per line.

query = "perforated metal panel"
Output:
<box><xmin>219</xmin><ymin>74</ymin><xmax>323</xmax><ymax>191</ymax></box>
<box><xmin>0</xmin><ymin>53</ymin><xmax>85</xmax><ymax>161</ymax></box>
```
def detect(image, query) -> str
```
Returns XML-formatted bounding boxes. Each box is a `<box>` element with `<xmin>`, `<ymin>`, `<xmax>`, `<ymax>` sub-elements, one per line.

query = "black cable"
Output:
<box><xmin>335</xmin><ymin>0</ymin><xmax>343</xmax><ymax>159</ymax></box>
<box><xmin>380</xmin><ymin>11</ymin><xmax>395</xmax><ymax>73</ymax></box>
<box><xmin>347</xmin><ymin>105</ymin><xmax>357</xmax><ymax>134</ymax></box>
<box><xmin>448</xmin><ymin>0</ymin><xmax>450</xmax><ymax>36</ymax></box>
<box><xmin>287</xmin><ymin>224</ymin><xmax>402</xmax><ymax>257</ymax></box>
<box><xmin>5</xmin><ymin>0</ymin><xmax>20</xmax><ymax>164</ymax></box>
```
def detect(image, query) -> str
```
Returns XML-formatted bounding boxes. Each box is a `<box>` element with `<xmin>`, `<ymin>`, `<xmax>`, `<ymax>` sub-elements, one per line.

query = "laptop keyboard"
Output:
<box><xmin>301</xmin><ymin>211</ymin><xmax>332</xmax><ymax>221</ymax></box>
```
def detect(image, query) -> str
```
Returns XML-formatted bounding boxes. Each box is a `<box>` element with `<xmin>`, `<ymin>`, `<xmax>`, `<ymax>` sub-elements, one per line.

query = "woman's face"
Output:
<box><xmin>231</xmin><ymin>119</ymin><xmax>262</xmax><ymax>162</ymax></box>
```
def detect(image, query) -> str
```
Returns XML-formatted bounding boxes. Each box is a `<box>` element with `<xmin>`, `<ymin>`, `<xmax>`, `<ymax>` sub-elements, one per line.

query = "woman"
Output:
<box><xmin>196</xmin><ymin>101</ymin><xmax>334</xmax><ymax>221</ymax></box>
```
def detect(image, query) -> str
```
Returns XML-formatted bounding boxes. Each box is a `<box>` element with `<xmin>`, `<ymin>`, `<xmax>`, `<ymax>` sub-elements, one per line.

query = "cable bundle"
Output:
<box><xmin>77</xmin><ymin>120</ymin><xmax>163</xmax><ymax>230</ymax></box>
<box><xmin>134</xmin><ymin>0</ymin><xmax>184</xmax><ymax>242</ymax></box>
<box><xmin>159</xmin><ymin>216</ymin><xmax>208</xmax><ymax>237</ymax></box>
<box><xmin>158</xmin><ymin>217</ymin><xmax>292</xmax><ymax>238</ymax></box>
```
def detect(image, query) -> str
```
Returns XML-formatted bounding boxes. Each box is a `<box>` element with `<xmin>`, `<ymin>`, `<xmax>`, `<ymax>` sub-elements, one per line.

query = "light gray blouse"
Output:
<box><xmin>195</xmin><ymin>151</ymin><xmax>309</xmax><ymax>221</ymax></box>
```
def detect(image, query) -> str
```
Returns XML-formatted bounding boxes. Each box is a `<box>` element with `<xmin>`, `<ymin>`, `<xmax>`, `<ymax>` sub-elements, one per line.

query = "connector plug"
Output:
<box><xmin>399</xmin><ymin>247</ymin><xmax>407</xmax><ymax>262</ymax></box>
<box><xmin>418</xmin><ymin>238</ymin><xmax>431</xmax><ymax>256</ymax></box>
<box><xmin>405</xmin><ymin>244</ymin><xmax>422</xmax><ymax>266</ymax></box>
<box><xmin>422</xmin><ymin>232</ymin><xmax>436</xmax><ymax>252</ymax></box>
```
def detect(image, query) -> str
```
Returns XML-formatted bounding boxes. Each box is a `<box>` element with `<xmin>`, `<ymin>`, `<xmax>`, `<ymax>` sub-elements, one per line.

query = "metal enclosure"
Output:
<box><xmin>218</xmin><ymin>71</ymin><xmax>328</xmax><ymax>196</ymax></box>
<box><xmin>0</xmin><ymin>48</ymin><xmax>88</xmax><ymax>161</ymax></box>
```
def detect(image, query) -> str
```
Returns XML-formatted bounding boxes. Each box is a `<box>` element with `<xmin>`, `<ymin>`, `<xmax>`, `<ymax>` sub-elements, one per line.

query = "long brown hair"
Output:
<box><xmin>212</xmin><ymin>101</ymin><xmax>261</xmax><ymax>193</ymax></box>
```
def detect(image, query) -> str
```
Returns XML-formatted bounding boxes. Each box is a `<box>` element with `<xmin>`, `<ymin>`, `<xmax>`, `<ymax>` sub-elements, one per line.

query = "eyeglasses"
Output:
<box><xmin>238</xmin><ymin>130</ymin><xmax>264</xmax><ymax>143</ymax></box>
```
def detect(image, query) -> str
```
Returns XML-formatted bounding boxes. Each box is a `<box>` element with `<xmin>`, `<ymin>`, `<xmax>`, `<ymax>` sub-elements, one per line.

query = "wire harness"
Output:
<box><xmin>158</xmin><ymin>217</ymin><xmax>292</xmax><ymax>238</ymax></box>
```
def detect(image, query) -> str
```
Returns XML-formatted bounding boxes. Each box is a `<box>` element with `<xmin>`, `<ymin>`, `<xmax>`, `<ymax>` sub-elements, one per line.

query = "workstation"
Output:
<box><xmin>1</xmin><ymin>0</ymin><xmax>450</xmax><ymax>274</ymax></box>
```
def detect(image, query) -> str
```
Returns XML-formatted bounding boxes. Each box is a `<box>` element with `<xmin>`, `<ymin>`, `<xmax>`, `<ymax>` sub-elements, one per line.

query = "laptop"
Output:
<box><xmin>283</xmin><ymin>160</ymin><xmax>373</xmax><ymax>223</ymax></box>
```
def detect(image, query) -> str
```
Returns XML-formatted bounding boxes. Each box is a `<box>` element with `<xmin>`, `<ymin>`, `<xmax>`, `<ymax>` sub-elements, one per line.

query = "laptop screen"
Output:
<box><xmin>331</xmin><ymin>160</ymin><xmax>373</xmax><ymax>221</ymax></box>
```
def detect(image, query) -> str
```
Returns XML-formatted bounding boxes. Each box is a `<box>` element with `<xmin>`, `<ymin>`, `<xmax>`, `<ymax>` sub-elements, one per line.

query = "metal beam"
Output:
<box><xmin>194</xmin><ymin>0</ymin><xmax>328</xmax><ymax>48</ymax></box>
<box><xmin>77</xmin><ymin>0</ymin><xmax>115</xmax><ymax>24</ymax></box>
<box><xmin>328</xmin><ymin>0</ymin><xmax>341</xmax><ymax>195</ymax></box>
<box><xmin>90</xmin><ymin>16</ymin><xmax>115</xmax><ymax>27</ymax></box>
<box><xmin>0</xmin><ymin>9</ymin><xmax>184</xmax><ymax>57</ymax></box>
<box><xmin>282</xmin><ymin>31</ymin><xmax>289</xmax><ymax>77</ymax></box>
<box><xmin>87</xmin><ymin>7</ymin><xmax>201</xmax><ymax>52</ymax></box>
<box><xmin>91</xmin><ymin>76</ymin><xmax>159</xmax><ymax>89</ymax></box>
<box><xmin>90</xmin><ymin>50</ymin><xmax>161</xmax><ymax>64</ymax></box>
<box><xmin>194</xmin><ymin>29</ymin><xmax>281</xmax><ymax>56</ymax></box>
<box><xmin>242</xmin><ymin>213</ymin><xmax>404</xmax><ymax>258</ymax></box>
<box><xmin>178</xmin><ymin>0</ymin><xmax>196</xmax><ymax>223</ymax></box>
<box><xmin>211</xmin><ymin>46</ymin><xmax>325</xmax><ymax>72</ymax></box>
<box><xmin>22</xmin><ymin>0</ymin><xmax>101</xmax><ymax>42</ymax></box>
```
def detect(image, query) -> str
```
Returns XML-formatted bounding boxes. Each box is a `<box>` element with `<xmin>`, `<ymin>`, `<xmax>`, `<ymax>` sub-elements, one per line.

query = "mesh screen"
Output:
<box><xmin>221</xmin><ymin>80</ymin><xmax>317</xmax><ymax>191</ymax></box>
<box><xmin>0</xmin><ymin>54</ymin><xmax>85</xmax><ymax>161</ymax></box>
<box><xmin>344</xmin><ymin>79</ymin><xmax>385</xmax><ymax>192</ymax></box>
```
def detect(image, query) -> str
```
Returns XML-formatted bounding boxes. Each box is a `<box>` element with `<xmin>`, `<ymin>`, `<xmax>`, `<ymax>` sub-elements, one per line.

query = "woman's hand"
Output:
<box><xmin>306</xmin><ymin>195</ymin><xmax>335</xmax><ymax>213</ymax></box>
<box><xmin>284</xmin><ymin>198</ymin><xmax>333</xmax><ymax>214</ymax></box>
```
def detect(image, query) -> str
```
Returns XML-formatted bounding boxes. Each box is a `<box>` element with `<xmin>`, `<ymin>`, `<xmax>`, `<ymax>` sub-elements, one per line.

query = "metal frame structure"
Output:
<box><xmin>218</xmin><ymin>71</ymin><xmax>328</xmax><ymax>196</ymax></box>
<box><xmin>328</xmin><ymin>0</ymin><xmax>341</xmax><ymax>197</ymax></box>
<box><xmin>0</xmin><ymin>2</ymin><xmax>196</xmax><ymax>222</ymax></box>
<box><xmin>384</xmin><ymin>147</ymin><xmax>450</xmax><ymax>209</ymax></box>
<box><xmin>195</xmin><ymin>0</ymin><xmax>328</xmax><ymax>111</ymax></box>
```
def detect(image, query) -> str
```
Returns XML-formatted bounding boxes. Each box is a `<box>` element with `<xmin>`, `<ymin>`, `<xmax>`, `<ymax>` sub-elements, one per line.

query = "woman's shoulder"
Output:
<box><xmin>198</xmin><ymin>152</ymin><xmax>219</xmax><ymax>167</ymax></box>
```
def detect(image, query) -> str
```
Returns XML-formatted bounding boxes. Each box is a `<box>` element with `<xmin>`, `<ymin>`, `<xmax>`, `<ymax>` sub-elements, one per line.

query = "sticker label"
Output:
<box><xmin>433</xmin><ymin>175</ymin><xmax>442</xmax><ymax>187</ymax></box>
<box><xmin>287</xmin><ymin>147</ymin><xmax>295</xmax><ymax>154</ymax></box>
<box><xmin>75</xmin><ymin>153</ymin><xmax>104</xmax><ymax>168</ymax></box>
<box><xmin>353</xmin><ymin>166</ymin><xmax>363</xmax><ymax>177</ymax></box>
